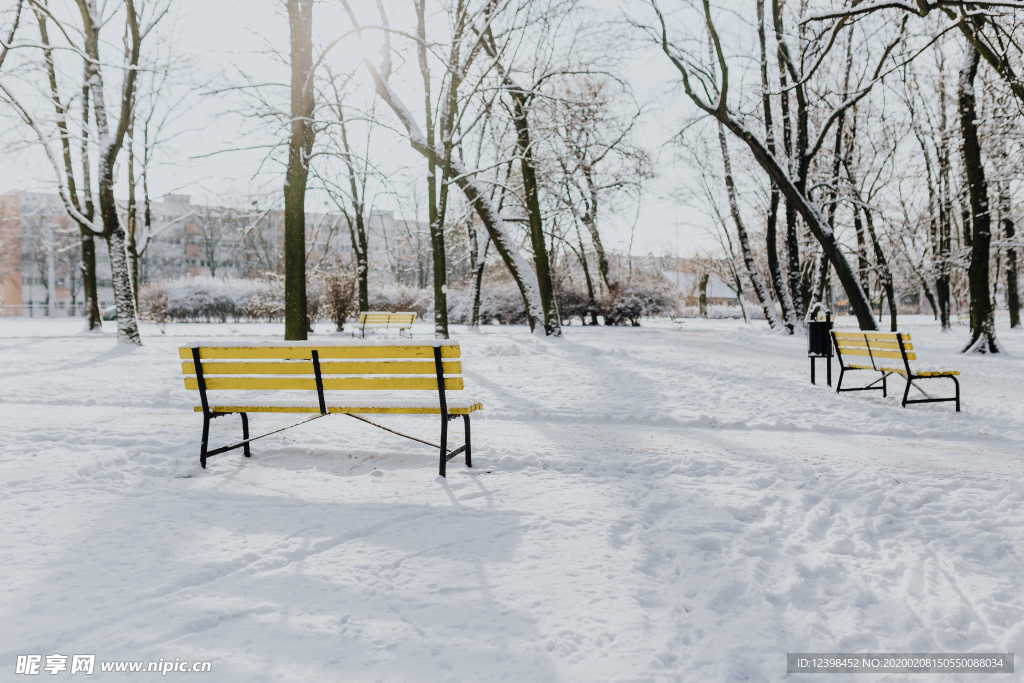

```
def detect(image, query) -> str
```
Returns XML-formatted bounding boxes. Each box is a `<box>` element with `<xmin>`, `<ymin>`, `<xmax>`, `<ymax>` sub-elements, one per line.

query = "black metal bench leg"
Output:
<box><xmin>901</xmin><ymin>377</ymin><xmax>912</xmax><ymax>408</ymax></box>
<box><xmin>200</xmin><ymin>414</ymin><xmax>210</xmax><ymax>469</ymax></box>
<box><xmin>882</xmin><ymin>374</ymin><xmax>887</xmax><ymax>398</ymax></box>
<box><xmin>835</xmin><ymin>367</ymin><xmax>845</xmax><ymax>393</ymax></box>
<box><xmin>439</xmin><ymin>415</ymin><xmax>448</xmax><ymax>478</ymax></box>
<box><xmin>463</xmin><ymin>414</ymin><xmax>472</xmax><ymax>468</ymax></box>
<box><xmin>952</xmin><ymin>376</ymin><xmax>961</xmax><ymax>412</ymax></box>
<box><xmin>240</xmin><ymin>413</ymin><xmax>251</xmax><ymax>457</ymax></box>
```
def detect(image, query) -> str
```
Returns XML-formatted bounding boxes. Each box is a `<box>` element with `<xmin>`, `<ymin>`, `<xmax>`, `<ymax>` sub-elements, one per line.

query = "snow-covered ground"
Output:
<box><xmin>0</xmin><ymin>315</ymin><xmax>1021</xmax><ymax>682</ymax></box>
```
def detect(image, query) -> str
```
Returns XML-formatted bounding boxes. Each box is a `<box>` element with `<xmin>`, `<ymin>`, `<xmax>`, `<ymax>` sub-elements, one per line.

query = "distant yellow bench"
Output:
<box><xmin>831</xmin><ymin>331</ymin><xmax>960</xmax><ymax>411</ymax></box>
<box><xmin>358</xmin><ymin>311</ymin><xmax>417</xmax><ymax>338</ymax></box>
<box><xmin>180</xmin><ymin>342</ymin><xmax>482</xmax><ymax>475</ymax></box>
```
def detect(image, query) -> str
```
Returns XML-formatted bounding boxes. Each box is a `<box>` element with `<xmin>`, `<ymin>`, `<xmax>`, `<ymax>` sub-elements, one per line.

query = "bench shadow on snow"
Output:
<box><xmin>7</xmin><ymin>477</ymin><xmax>558</xmax><ymax>681</ymax></box>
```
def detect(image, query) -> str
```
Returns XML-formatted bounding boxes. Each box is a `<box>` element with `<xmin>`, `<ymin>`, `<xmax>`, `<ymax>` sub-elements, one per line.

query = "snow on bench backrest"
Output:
<box><xmin>179</xmin><ymin>343</ymin><xmax>464</xmax><ymax>393</ymax></box>
<box><xmin>832</xmin><ymin>331</ymin><xmax>916</xmax><ymax>370</ymax></box>
<box><xmin>358</xmin><ymin>312</ymin><xmax>417</xmax><ymax>328</ymax></box>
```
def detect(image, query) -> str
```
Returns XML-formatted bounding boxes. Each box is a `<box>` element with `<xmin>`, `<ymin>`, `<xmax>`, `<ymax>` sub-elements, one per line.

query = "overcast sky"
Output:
<box><xmin>0</xmin><ymin>0</ymin><xmax>720</xmax><ymax>258</ymax></box>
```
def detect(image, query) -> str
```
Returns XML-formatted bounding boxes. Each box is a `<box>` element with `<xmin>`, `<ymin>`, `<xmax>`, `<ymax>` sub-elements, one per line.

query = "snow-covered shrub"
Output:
<box><xmin>604</xmin><ymin>276</ymin><xmax>679</xmax><ymax>326</ymax></box>
<box><xmin>368</xmin><ymin>284</ymin><xmax>431</xmax><ymax>317</ymax></box>
<box><xmin>139</xmin><ymin>283</ymin><xmax>169</xmax><ymax>324</ymax></box>
<box><xmin>239</xmin><ymin>278</ymin><xmax>284</xmax><ymax>322</ymax></box>
<box><xmin>445</xmin><ymin>287</ymin><xmax>474</xmax><ymax>325</ymax></box>
<box><xmin>139</xmin><ymin>277</ymin><xmax>279</xmax><ymax>322</ymax></box>
<box><xmin>305</xmin><ymin>278</ymin><xmax>324</xmax><ymax>326</ymax></box>
<box><xmin>320</xmin><ymin>271</ymin><xmax>357</xmax><ymax>331</ymax></box>
<box><xmin>675</xmin><ymin>303</ymin><xmax>764</xmax><ymax>320</ymax></box>
<box><xmin>478</xmin><ymin>285</ymin><xmax>530</xmax><ymax>325</ymax></box>
<box><xmin>556</xmin><ymin>284</ymin><xmax>600</xmax><ymax>325</ymax></box>
<box><xmin>445</xmin><ymin>283</ymin><xmax>530</xmax><ymax>325</ymax></box>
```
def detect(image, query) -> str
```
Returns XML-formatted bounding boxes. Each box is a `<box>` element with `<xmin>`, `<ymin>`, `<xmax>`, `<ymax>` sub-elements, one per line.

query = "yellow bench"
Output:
<box><xmin>358</xmin><ymin>311</ymin><xmax>417</xmax><ymax>338</ymax></box>
<box><xmin>180</xmin><ymin>342</ymin><xmax>482</xmax><ymax>475</ymax></box>
<box><xmin>831</xmin><ymin>331</ymin><xmax>960</xmax><ymax>411</ymax></box>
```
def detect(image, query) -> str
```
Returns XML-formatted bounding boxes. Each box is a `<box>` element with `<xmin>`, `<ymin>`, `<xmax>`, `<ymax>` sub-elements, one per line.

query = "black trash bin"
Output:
<box><xmin>808</xmin><ymin>313</ymin><xmax>833</xmax><ymax>386</ymax></box>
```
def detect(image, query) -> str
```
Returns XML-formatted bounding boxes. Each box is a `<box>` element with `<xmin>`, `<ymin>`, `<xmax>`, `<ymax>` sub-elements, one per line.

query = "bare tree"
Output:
<box><xmin>642</xmin><ymin>0</ymin><xmax>893</xmax><ymax>330</ymax></box>
<box><xmin>1</xmin><ymin>1</ymin><xmax>163</xmax><ymax>340</ymax></box>
<box><xmin>284</xmin><ymin>0</ymin><xmax>315</xmax><ymax>339</ymax></box>
<box><xmin>340</xmin><ymin>0</ymin><xmax>547</xmax><ymax>333</ymax></box>
<box><xmin>958</xmin><ymin>41</ymin><xmax>1001</xmax><ymax>352</ymax></box>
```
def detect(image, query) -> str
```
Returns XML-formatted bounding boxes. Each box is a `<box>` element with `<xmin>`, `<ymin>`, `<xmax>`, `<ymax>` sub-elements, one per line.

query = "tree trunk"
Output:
<box><xmin>861</xmin><ymin>204</ymin><xmax>897</xmax><ymax>332</ymax></box>
<box><xmin>937</xmin><ymin>125</ymin><xmax>953</xmax><ymax>327</ymax></box>
<box><xmin>334</xmin><ymin>106</ymin><xmax>369</xmax><ymax>312</ymax></box>
<box><xmin>579</xmin><ymin>166</ymin><xmax>617</xmax><ymax>300</ymax></box>
<box><xmin>958</xmin><ymin>43</ymin><xmax>999</xmax><ymax>353</ymax></box>
<box><xmin>757</xmin><ymin>0</ymin><xmax>795</xmax><ymax>332</ymax></box>
<box><xmin>772</xmin><ymin>0</ymin><xmax>805</xmax><ymax>320</ymax></box>
<box><xmin>717</xmin><ymin>122</ymin><xmax>781</xmax><ymax>329</ymax></box>
<box><xmin>78</xmin><ymin>229</ymin><xmax>100</xmax><ymax>327</ymax></box>
<box><xmin>100</xmin><ymin>180</ymin><xmax>141</xmax><ymax>344</ymax></box>
<box><xmin>349</xmin><ymin>27</ymin><xmax>544</xmax><ymax>330</ymax></box>
<box><xmin>716</xmin><ymin>113</ymin><xmax>878</xmax><ymax>330</ymax></box>
<box><xmin>698</xmin><ymin>272</ymin><xmax>710</xmax><ymax>318</ymax></box>
<box><xmin>284</xmin><ymin>0</ymin><xmax>315</xmax><ymax>340</ymax></box>
<box><xmin>126</xmin><ymin>109</ymin><xmax>140</xmax><ymax>308</ymax></box>
<box><xmin>416</xmin><ymin>0</ymin><xmax>448</xmax><ymax>339</ymax></box>
<box><xmin>510</xmin><ymin>91</ymin><xmax>561</xmax><ymax>336</ymax></box>
<box><xmin>470</xmin><ymin>235</ymin><xmax>489</xmax><ymax>328</ymax></box>
<box><xmin>576</xmin><ymin>229</ymin><xmax>598</xmax><ymax>325</ymax></box>
<box><xmin>36</xmin><ymin>6</ymin><xmax>101</xmax><ymax>329</ymax></box>
<box><xmin>1004</xmin><ymin>210</ymin><xmax>1021</xmax><ymax>330</ymax></box>
<box><xmin>996</xmin><ymin>152</ymin><xmax>1020</xmax><ymax>329</ymax></box>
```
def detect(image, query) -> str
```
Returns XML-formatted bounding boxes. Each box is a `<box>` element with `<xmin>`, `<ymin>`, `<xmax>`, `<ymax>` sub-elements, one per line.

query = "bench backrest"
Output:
<box><xmin>831</xmin><ymin>331</ymin><xmax>915</xmax><ymax>372</ymax></box>
<box><xmin>179</xmin><ymin>344</ymin><xmax>464</xmax><ymax>403</ymax></box>
<box><xmin>358</xmin><ymin>311</ymin><xmax>417</xmax><ymax>328</ymax></box>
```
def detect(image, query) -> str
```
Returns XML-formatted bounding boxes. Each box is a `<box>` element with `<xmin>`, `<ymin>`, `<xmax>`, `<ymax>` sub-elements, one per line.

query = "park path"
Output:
<box><xmin>1</xmin><ymin>317</ymin><xmax>1022</xmax><ymax>681</ymax></box>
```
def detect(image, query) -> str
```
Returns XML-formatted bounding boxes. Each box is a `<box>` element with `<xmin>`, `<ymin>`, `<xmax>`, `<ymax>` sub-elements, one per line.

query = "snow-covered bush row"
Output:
<box><xmin>447</xmin><ymin>285</ymin><xmax>531</xmax><ymax>325</ymax></box>
<box><xmin>674</xmin><ymin>304</ymin><xmax>767</xmax><ymax>320</ymax></box>
<box><xmin>140</xmin><ymin>274</ymin><xmax>697</xmax><ymax>326</ymax></box>
<box><xmin>141</xmin><ymin>277</ymin><xmax>287</xmax><ymax>323</ymax></box>
<box><xmin>368</xmin><ymin>284</ymin><xmax>432</xmax><ymax>318</ymax></box>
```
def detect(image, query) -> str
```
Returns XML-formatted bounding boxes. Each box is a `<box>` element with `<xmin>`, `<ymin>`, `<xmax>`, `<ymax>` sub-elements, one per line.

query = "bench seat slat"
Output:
<box><xmin>183</xmin><ymin>376</ymin><xmax>464</xmax><ymax>391</ymax></box>
<box><xmin>877</xmin><ymin>366</ymin><xmax>959</xmax><ymax>377</ymax></box>
<box><xmin>195</xmin><ymin>402</ymin><xmax>483</xmax><ymax>415</ymax></box>
<box><xmin>830</xmin><ymin>347</ymin><xmax>916</xmax><ymax>361</ymax></box>
<box><xmin>833</xmin><ymin>331</ymin><xmax>912</xmax><ymax>341</ymax></box>
<box><xmin>833</xmin><ymin>340</ymin><xmax>913</xmax><ymax>351</ymax></box>
<box><xmin>359</xmin><ymin>312</ymin><xmax>417</xmax><ymax>326</ymax></box>
<box><xmin>179</xmin><ymin>345</ymin><xmax>458</xmax><ymax>360</ymax></box>
<box><xmin>182</xmin><ymin>360</ymin><xmax>461</xmax><ymax>375</ymax></box>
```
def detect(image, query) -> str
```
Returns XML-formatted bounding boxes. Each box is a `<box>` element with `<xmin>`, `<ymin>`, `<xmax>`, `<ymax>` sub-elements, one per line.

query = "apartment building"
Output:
<box><xmin>0</xmin><ymin>191</ymin><xmax>429</xmax><ymax>316</ymax></box>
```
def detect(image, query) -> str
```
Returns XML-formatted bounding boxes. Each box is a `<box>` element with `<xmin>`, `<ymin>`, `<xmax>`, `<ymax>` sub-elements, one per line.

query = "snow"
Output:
<box><xmin>1</xmin><ymin>316</ymin><xmax>1022</xmax><ymax>682</ymax></box>
<box><xmin>185</xmin><ymin>337</ymin><xmax>459</xmax><ymax>348</ymax></box>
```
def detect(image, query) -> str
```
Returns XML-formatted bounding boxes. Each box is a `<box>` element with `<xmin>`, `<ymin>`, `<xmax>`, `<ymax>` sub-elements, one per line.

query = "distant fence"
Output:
<box><xmin>0</xmin><ymin>303</ymin><xmax>90</xmax><ymax>318</ymax></box>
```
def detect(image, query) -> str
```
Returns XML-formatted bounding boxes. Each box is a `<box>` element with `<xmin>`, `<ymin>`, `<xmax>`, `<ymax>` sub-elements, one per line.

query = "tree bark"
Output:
<box><xmin>698</xmin><ymin>272</ymin><xmax>710</xmax><ymax>318</ymax></box>
<box><xmin>332</xmin><ymin>101</ymin><xmax>369</xmax><ymax>312</ymax></box>
<box><xmin>995</xmin><ymin>149</ymin><xmax>1020</xmax><ymax>329</ymax></box>
<box><xmin>415</xmin><ymin>0</ymin><xmax>449</xmax><ymax>338</ymax></box>
<box><xmin>757</xmin><ymin>0</ymin><xmax>795</xmax><ymax>332</ymax></box>
<box><xmin>342</xmin><ymin>0</ymin><xmax>544</xmax><ymax>331</ymax></box>
<box><xmin>861</xmin><ymin>204</ymin><xmax>897</xmax><ymax>332</ymax></box>
<box><xmin>772</xmin><ymin>0</ymin><xmax>805</xmax><ymax>319</ymax></box>
<box><xmin>284</xmin><ymin>0</ymin><xmax>315</xmax><ymax>340</ymax></box>
<box><xmin>35</xmin><ymin>5</ymin><xmax>101</xmax><ymax>329</ymax></box>
<box><xmin>76</xmin><ymin>0</ymin><xmax>142</xmax><ymax>344</ymax></box>
<box><xmin>717</xmin><ymin>122</ymin><xmax>780</xmax><ymax>328</ymax></box>
<box><xmin>508</xmin><ymin>89</ymin><xmax>561</xmax><ymax>336</ymax></box>
<box><xmin>957</xmin><ymin>42</ymin><xmax>1000</xmax><ymax>353</ymax></box>
<box><xmin>126</xmin><ymin>103</ymin><xmax>140</xmax><ymax>308</ymax></box>
<box><xmin>716</xmin><ymin>113</ymin><xmax>877</xmax><ymax>330</ymax></box>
